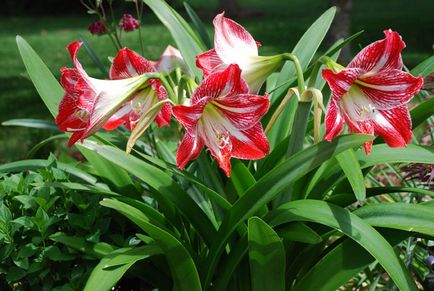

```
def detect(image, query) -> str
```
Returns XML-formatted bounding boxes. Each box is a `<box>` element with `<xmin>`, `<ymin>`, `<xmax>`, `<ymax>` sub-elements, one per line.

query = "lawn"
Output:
<box><xmin>0</xmin><ymin>0</ymin><xmax>432</xmax><ymax>162</ymax></box>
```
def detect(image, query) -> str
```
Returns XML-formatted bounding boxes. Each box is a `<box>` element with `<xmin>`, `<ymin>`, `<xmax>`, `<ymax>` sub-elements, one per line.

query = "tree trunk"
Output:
<box><xmin>329</xmin><ymin>0</ymin><xmax>353</xmax><ymax>64</ymax></box>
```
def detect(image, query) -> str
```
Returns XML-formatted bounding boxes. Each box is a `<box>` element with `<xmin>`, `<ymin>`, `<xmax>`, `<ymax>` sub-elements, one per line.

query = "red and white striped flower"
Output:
<box><xmin>196</xmin><ymin>13</ymin><xmax>284</xmax><ymax>94</ymax></box>
<box><xmin>172</xmin><ymin>64</ymin><xmax>270</xmax><ymax>176</ymax></box>
<box><xmin>103</xmin><ymin>47</ymin><xmax>171</xmax><ymax>131</ymax></box>
<box><xmin>322</xmin><ymin>30</ymin><xmax>423</xmax><ymax>154</ymax></box>
<box><xmin>56</xmin><ymin>41</ymin><xmax>170</xmax><ymax>147</ymax></box>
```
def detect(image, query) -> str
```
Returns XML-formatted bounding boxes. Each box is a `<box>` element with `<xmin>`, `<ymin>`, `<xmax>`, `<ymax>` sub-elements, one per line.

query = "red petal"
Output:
<box><xmin>191</xmin><ymin>64</ymin><xmax>248</xmax><ymax>104</ymax></box>
<box><xmin>322</xmin><ymin>68</ymin><xmax>365</xmax><ymax>99</ymax></box>
<box><xmin>154</xmin><ymin>102</ymin><xmax>172</xmax><ymax>127</ymax></box>
<box><xmin>196</xmin><ymin>48</ymin><xmax>227</xmax><ymax>77</ymax></box>
<box><xmin>110</xmin><ymin>47</ymin><xmax>155</xmax><ymax>80</ymax></box>
<box><xmin>231</xmin><ymin>123</ymin><xmax>270</xmax><ymax>160</ymax></box>
<box><xmin>358</xmin><ymin>70</ymin><xmax>423</xmax><ymax>108</ymax></box>
<box><xmin>172</xmin><ymin>103</ymin><xmax>204</xmax><ymax>134</ymax></box>
<box><xmin>372</xmin><ymin>105</ymin><xmax>412</xmax><ymax>148</ymax></box>
<box><xmin>214</xmin><ymin>93</ymin><xmax>269</xmax><ymax>130</ymax></box>
<box><xmin>176</xmin><ymin>133</ymin><xmax>204</xmax><ymax>170</ymax></box>
<box><xmin>348</xmin><ymin>30</ymin><xmax>405</xmax><ymax>73</ymax></box>
<box><xmin>323</xmin><ymin>97</ymin><xmax>344</xmax><ymax>142</ymax></box>
<box><xmin>213</xmin><ymin>12</ymin><xmax>258</xmax><ymax>65</ymax></box>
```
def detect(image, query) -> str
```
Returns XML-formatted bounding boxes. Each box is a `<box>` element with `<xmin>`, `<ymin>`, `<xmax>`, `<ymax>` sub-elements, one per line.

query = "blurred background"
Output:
<box><xmin>0</xmin><ymin>0</ymin><xmax>433</xmax><ymax>162</ymax></box>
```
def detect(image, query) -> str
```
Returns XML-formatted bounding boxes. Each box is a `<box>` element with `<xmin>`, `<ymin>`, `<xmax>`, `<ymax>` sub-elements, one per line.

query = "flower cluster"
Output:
<box><xmin>57</xmin><ymin>13</ymin><xmax>423</xmax><ymax>176</ymax></box>
<box><xmin>88</xmin><ymin>20</ymin><xmax>107</xmax><ymax>35</ymax></box>
<box><xmin>119</xmin><ymin>14</ymin><xmax>140</xmax><ymax>32</ymax></box>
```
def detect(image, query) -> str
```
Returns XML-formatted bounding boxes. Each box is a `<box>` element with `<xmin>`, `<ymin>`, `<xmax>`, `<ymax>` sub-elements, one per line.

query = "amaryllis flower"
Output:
<box><xmin>119</xmin><ymin>14</ymin><xmax>140</xmax><ymax>32</ymax></box>
<box><xmin>196</xmin><ymin>13</ymin><xmax>285</xmax><ymax>93</ymax></box>
<box><xmin>88</xmin><ymin>20</ymin><xmax>107</xmax><ymax>35</ymax></box>
<box><xmin>56</xmin><ymin>41</ymin><xmax>160</xmax><ymax>147</ymax></box>
<box><xmin>322</xmin><ymin>30</ymin><xmax>423</xmax><ymax>154</ymax></box>
<box><xmin>103</xmin><ymin>48</ymin><xmax>171</xmax><ymax>131</ymax></box>
<box><xmin>172</xmin><ymin>64</ymin><xmax>270</xmax><ymax>176</ymax></box>
<box><xmin>151</xmin><ymin>45</ymin><xmax>191</xmax><ymax>75</ymax></box>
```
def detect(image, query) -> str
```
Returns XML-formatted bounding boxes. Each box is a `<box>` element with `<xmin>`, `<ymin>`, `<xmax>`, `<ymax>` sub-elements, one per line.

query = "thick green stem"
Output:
<box><xmin>283</xmin><ymin>53</ymin><xmax>305</xmax><ymax>96</ymax></box>
<box><xmin>158</xmin><ymin>74</ymin><xmax>177</xmax><ymax>102</ymax></box>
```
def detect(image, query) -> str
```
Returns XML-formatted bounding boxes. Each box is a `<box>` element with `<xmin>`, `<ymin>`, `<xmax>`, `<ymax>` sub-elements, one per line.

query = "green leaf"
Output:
<box><xmin>276</xmin><ymin>222</ymin><xmax>322</xmax><ymax>244</ymax></box>
<box><xmin>354</xmin><ymin>203</ymin><xmax>434</xmax><ymax>236</ymax></box>
<box><xmin>16</xmin><ymin>36</ymin><xmax>63</xmax><ymax>118</ymax></box>
<box><xmin>328</xmin><ymin>186</ymin><xmax>434</xmax><ymax>206</ymax></box>
<box><xmin>79</xmin><ymin>35</ymin><xmax>108</xmax><ymax>76</ymax></box>
<box><xmin>84</xmin><ymin>246</ymin><xmax>162</xmax><ymax>291</ymax></box>
<box><xmin>293</xmin><ymin>230</ymin><xmax>408</xmax><ymax>291</ymax></box>
<box><xmin>77</xmin><ymin>145</ymin><xmax>138</xmax><ymax>197</ymax></box>
<box><xmin>248</xmin><ymin>217</ymin><xmax>285</xmax><ymax>291</ymax></box>
<box><xmin>204</xmin><ymin>134</ymin><xmax>372</xmax><ymax>287</ymax></box>
<box><xmin>50</xmin><ymin>232</ymin><xmax>115</xmax><ymax>259</ymax></box>
<box><xmin>184</xmin><ymin>2</ymin><xmax>212</xmax><ymax>49</ymax></box>
<box><xmin>307</xmin><ymin>144</ymin><xmax>434</xmax><ymax>199</ymax></box>
<box><xmin>1</xmin><ymin>119</ymin><xmax>59</xmax><ymax>131</ymax></box>
<box><xmin>269</xmin><ymin>200</ymin><xmax>417</xmax><ymax>291</ymax></box>
<box><xmin>410</xmin><ymin>96</ymin><xmax>434</xmax><ymax>130</ymax></box>
<box><xmin>143</xmin><ymin>0</ymin><xmax>205</xmax><ymax>77</ymax></box>
<box><xmin>335</xmin><ymin>149</ymin><xmax>366</xmax><ymax>201</ymax></box>
<box><xmin>230</xmin><ymin>160</ymin><xmax>256</xmax><ymax>197</ymax></box>
<box><xmin>101</xmin><ymin>199</ymin><xmax>201</xmax><ymax>291</ymax></box>
<box><xmin>103</xmin><ymin>245</ymin><xmax>162</xmax><ymax>268</ymax></box>
<box><xmin>27</xmin><ymin>134</ymin><xmax>68</xmax><ymax>157</ymax></box>
<box><xmin>81</xmin><ymin>140</ymin><xmax>217</xmax><ymax>245</ymax></box>
<box><xmin>0</xmin><ymin>159</ymin><xmax>98</xmax><ymax>185</ymax></box>
<box><xmin>411</xmin><ymin>54</ymin><xmax>434</xmax><ymax>77</ymax></box>
<box><xmin>267</xmin><ymin>7</ymin><xmax>336</xmax><ymax>147</ymax></box>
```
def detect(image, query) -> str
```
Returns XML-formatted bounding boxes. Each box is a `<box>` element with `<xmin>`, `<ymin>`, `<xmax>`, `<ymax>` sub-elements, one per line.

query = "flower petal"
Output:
<box><xmin>323</xmin><ymin>97</ymin><xmax>344</xmax><ymax>142</ymax></box>
<box><xmin>176</xmin><ymin>132</ymin><xmax>204</xmax><ymax>170</ymax></box>
<box><xmin>213</xmin><ymin>93</ymin><xmax>269</xmax><ymax>130</ymax></box>
<box><xmin>172</xmin><ymin>103</ymin><xmax>205</xmax><ymax>134</ymax></box>
<box><xmin>196</xmin><ymin>48</ymin><xmax>227</xmax><ymax>77</ymax></box>
<box><xmin>213</xmin><ymin>12</ymin><xmax>258</xmax><ymax>66</ymax></box>
<box><xmin>322</xmin><ymin>68</ymin><xmax>365</xmax><ymax>99</ymax></box>
<box><xmin>348</xmin><ymin>30</ymin><xmax>405</xmax><ymax>73</ymax></box>
<box><xmin>191</xmin><ymin>64</ymin><xmax>248</xmax><ymax>104</ymax></box>
<box><xmin>357</xmin><ymin>69</ymin><xmax>423</xmax><ymax>108</ymax></box>
<box><xmin>110</xmin><ymin>47</ymin><xmax>156</xmax><ymax>80</ymax></box>
<box><xmin>372</xmin><ymin>105</ymin><xmax>412</xmax><ymax>148</ymax></box>
<box><xmin>231</xmin><ymin>123</ymin><xmax>269</xmax><ymax>160</ymax></box>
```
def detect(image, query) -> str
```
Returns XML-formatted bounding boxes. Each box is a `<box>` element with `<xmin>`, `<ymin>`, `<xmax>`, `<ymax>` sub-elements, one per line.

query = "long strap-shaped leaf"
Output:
<box><xmin>203</xmin><ymin>134</ymin><xmax>372</xmax><ymax>288</ymax></box>
<box><xmin>84</xmin><ymin>246</ymin><xmax>162</xmax><ymax>291</ymax></box>
<box><xmin>248</xmin><ymin>217</ymin><xmax>285</xmax><ymax>291</ymax></box>
<box><xmin>307</xmin><ymin>144</ymin><xmax>434</xmax><ymax>199</ymax></box>
<box><xmin>293</xmin><ymin>230</ymin><xmax>408</xmax><ymax>291</ymax></box>
<box><xmin>101</xmin><ymin>199</ymin><xmax>201</xmax><ymax>291</ymax></box>
<box><xmin>294</xmin><ymin>202</ymin><xmax>434</xmax><ymax>290</ymax></box>
<box><xmin>81</xmin><ymin>140</ymin><xmax>217</xmax><ymax>246</ymax></box>
<box><xmin>142</xmin><ymin>0</ymin><xmax>205</xmax><ymax>77</ymax></box>
<box><xmin>269</xmin><ymin>200</ymin><xmax>417</xmax><ymax>291</ymax></box>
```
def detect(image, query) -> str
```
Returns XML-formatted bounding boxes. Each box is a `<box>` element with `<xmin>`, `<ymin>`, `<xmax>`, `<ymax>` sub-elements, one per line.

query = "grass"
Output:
<box><xmin>0</xmin><ymin>0</ymin><xmax>432</xmax><ymax>162</ymax></box>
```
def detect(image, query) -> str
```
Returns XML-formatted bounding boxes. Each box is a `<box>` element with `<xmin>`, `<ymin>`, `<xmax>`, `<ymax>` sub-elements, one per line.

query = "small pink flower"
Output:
<box><xmin>322</xmin><ymin>30</ymin><xmax>423</xmax><ymax>154</ymax></box>
<box><xmin>88</xmin><ymin>20</ymin><xmax>107</xmax><ymax>35</ymax></box>
<box><xmin>172</xmin><ymin>64</ymin><xmax>270</xmax><ymax>177</ymax></box>
<box><xmin>119</xmin><ymin>14</ymin><xmax>140</xmax><ymax>32</ymax></box>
